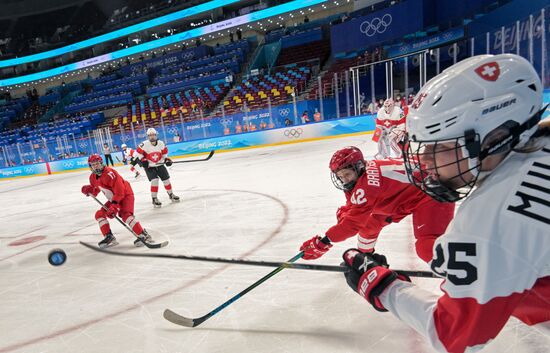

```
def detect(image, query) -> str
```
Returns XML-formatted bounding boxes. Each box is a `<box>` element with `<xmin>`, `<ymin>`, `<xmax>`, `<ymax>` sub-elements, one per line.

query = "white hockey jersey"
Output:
<box><xmin>135</xmin><ymin>140</ymin><xmax>168</xmax><ymax>167</ymax></box>
<box><xmin>380</xmin><ymin>142</ymin><xmax>550</xmax><ymax>353</ymax></box>
<box><xmin>123</xmin><ymin>147</ymin><xmax>137</xmax><ymax>160</ymax></box>
<box><xmin>376</xmin><ymin>106</ymin><xmax>405</xmax><ymax>131</ymax></box>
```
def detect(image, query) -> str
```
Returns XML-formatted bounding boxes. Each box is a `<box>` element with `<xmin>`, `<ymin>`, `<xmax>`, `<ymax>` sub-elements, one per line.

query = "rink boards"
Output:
<box><xmin>0</xmin><ymin>114</ymin><xmax>375</xmax><ymax>180</ymax></box>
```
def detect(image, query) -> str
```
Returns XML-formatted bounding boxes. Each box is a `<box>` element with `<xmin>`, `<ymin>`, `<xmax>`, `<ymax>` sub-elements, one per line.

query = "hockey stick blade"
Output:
<box><xmin>163</xmin><ymin>309</ymin><xmax>200</xmax><ymax>327</ymax></box>
<box><xmin>141</xmin><ymin>239</ymin><xmax>169</xmax><ymax>249</ymax></box>
<box><xmin>164</xmin><ymin>252</ymin><xmax>305</xmax><ymax>328</ymax></box>
<box><xmin>173</xmin><ymin>150</ymin><xmax>214</xmax><ymax>164</ymax></box>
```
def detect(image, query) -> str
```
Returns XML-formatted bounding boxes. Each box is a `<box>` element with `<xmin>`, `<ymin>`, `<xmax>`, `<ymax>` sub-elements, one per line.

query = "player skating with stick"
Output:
<box><xmin>135</xmin><ymin>128</ymin><xmax>180</xmax><ymax>207</ymax></box>
<box><xmin>81</xmin><ymin>154</ymin><xmax>156</xmax><ymax>248</ymax></box>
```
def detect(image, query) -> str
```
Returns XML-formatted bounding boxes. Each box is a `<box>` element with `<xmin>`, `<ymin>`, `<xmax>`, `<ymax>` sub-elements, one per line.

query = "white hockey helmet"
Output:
<box><xmin>121</xmin><ymin>144</ymin><xmax>127</xmax><ymax>149</ymax></box>
<box><xmin>403</xmin><ymin>54</ymin><xmax>544</xmax><ymax>202</ymax></box>
<box><xmin>146</xmin><ymin>128</ymin><xmax>158</xmax><ymax>136</ymax></box>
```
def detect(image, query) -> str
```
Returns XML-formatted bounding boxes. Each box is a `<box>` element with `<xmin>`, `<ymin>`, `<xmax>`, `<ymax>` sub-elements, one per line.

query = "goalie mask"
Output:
<box><xmin>403</xmin><ymin>54</ymin><xmax>544</xmax><ymax>202</ymax></box>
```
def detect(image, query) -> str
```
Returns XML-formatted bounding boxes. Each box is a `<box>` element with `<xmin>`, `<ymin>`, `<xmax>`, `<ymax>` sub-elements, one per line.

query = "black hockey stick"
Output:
<box><xmin>171</xmin><ymin>150</ymin><xmax>215</xmax><ymax>164</ymax></box>
<box><xmin>89</xmin><ymin>195</ymin><xmax>168</xmax><ymax>249</ymax></box>
<box><xmin>164</xmin><ymin>252</ymin><xmax>305</xmax><ymax>327</ymax></box>
<box><xmin>77</xmin><ymin>242</ymin><xmax>436</xmax><ymax>278</ymax></box>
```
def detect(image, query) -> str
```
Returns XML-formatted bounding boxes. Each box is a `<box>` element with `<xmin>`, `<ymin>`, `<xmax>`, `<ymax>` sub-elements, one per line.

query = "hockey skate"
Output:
<box><xmin>152</xmin><ymin>197</ymin><xmax>162</xmax><ymax>208</ymax></box>
<box><xmin>169</xmin><ymin>193</ymin><xmax>180</xmax><ymax>202</ymax></box>
<box><xmin>134</xmin><ymin>229</ymin><xmax>153</xmax><ymax>247</ymax></box>
<box><xmin>98</xmin><ymin>232</ymin><xmax>119</xmax><ymax>249</ymax></box>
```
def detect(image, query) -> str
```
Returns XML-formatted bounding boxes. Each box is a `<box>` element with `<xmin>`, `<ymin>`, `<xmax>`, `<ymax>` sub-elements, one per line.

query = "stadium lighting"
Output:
<box><xmin>0</xmin><ymin>0</ymin><xmax>241</xmax><ymax>69</ymax></box>
<box><xmin>0</xmin><ymin>0</ymin><xmax>327</xmax><ymax>87</ymax></box>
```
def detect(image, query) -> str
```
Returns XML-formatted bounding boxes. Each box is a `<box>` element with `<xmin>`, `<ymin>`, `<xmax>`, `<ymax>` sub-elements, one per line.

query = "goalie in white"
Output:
<box><xmin>373</xmin><ymin>98</ymin><xmax>406</xmax><ymax>159</ymax></box>
<box><xmin>342</xmin><ymin>54</ymin><xmax>550</xmax><ymax>353</ymax></box>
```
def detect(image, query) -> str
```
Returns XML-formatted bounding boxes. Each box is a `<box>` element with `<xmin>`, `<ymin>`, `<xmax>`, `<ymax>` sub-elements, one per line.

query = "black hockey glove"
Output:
<box><xmin>342</xmin><ymin>249</ymin><xmax>410</xmax><ymax>312</ymax></box>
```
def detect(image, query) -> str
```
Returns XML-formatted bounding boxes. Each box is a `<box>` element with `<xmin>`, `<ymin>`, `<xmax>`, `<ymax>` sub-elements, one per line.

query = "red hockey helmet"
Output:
<box><xmin>329</xmin><ymin>147</ymin><xmax>366</xmax><ymax>191</ymax></box>
<box><xmin>88</xmin><ymin>154</ymin><xmax>104</xmax><ymax>175</ymax></box>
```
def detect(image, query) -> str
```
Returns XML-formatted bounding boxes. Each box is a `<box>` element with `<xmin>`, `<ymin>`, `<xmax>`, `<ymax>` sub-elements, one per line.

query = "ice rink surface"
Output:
<box><xmin>1</xmin><ymin>134</ymin><xmax>549</xmax><ymax>353</ymax></box>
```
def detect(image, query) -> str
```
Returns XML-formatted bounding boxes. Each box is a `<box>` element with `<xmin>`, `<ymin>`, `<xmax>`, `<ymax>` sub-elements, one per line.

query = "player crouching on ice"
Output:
<box><xmin>341</xmin><ymin>54</ymin><xmax>550</xmax><ymax>353</ymax></box>
<box><xmin>135</xmin><ymin>128</ymin><xmax>180</xmax><ymax>207</ymax></box>
<box><xmin>81</xmin><ymin>154</ymin><xmax>154</xmax><ymax>248</ymax></box>
<box><xmin>121</xmin><ymin>143</ymin><xmax>141</xmax><ymax>178</ymax></box>
<box><xmin>373</xmin><ymin>98</ymin><xmax>406</xmax><ymax>159</ymax></box>
<box><xmin>300</xmin><ymin>146</ymin><xmax>455</xmax><ymax>263</ymax></box>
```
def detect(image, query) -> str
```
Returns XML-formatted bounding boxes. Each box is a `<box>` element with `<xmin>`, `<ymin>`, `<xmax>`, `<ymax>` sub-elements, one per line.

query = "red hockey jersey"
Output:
<box><xmin>326</xmin><ymin>159</ymin><xmax>455</xmax><ymax>261</ymax></box>
<box><xmin>88</xmin><ymin>167</ymin><xmax>134</xmax><ymax>203</ymax></box>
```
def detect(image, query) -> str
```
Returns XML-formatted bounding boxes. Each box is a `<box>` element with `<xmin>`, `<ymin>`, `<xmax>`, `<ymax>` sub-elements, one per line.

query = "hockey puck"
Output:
<box><xmin>48</xmin><ymin>249</ymin><xmax>67</xmax><ymax>266</ymax></box>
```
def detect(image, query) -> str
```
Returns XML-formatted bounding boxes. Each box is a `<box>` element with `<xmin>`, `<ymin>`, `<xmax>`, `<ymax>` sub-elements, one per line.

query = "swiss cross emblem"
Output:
<box><xmin>383</xmin><ymin>120</ymin><xmax>392</xmax><ymax>127</ymax></box>
<box><xmin>475</xmin><ymin>62</ymin><xmax>500</xmax><ymax>81</ymax></box>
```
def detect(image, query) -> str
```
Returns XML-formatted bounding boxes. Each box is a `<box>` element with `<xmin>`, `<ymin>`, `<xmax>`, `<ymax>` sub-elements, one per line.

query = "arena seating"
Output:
<box><xmin>0</xmin><ymin>113</ymin><xmax>100</xmax><ymax>148</ymax></box>
<box><xmin>221</xmin><ymin>65</ymin><xmax>312</xmax><ymax>116</ymax></box>
<box><xmin>0</xmin><ymin>98</ymin><xmax>29</xmax><ymax>130</ymax></box>
<box><xmin>104</xmin><ymin>83</ymin><xmax>230</xmax><ymax>133</ymax></box>
<box><xmin>307</xmin><ymin>57</ymin><xmax>362</xmax><ymax>99</ymax></box>
<box><xmin>275</xmin><ymin>40</ymin><xmax>331</xmax><ymax>67</ymax></box>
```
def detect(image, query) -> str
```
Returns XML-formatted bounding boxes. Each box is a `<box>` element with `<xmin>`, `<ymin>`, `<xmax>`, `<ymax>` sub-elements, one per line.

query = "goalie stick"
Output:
<box><xmin>171</xmin><ymin>150</ymin><xmax>215</xmax><ymax>164</ymax></box>
<box><xmin>164</xmin><ymin>252</ymin><xmax>305</xmax><ymax>327</ymax></box>
<box><xmin>89</xmin><ymin>195</ymin><xmax>169</xmax><ymax>249</ymax></box>
<box><xmin>78</xmin><ymin>242</ymin><xmax>436</xmax><ymax>278</ymax></box>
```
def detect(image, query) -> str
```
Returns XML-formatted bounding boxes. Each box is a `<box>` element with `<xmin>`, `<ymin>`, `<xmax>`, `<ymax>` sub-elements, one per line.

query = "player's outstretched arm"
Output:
<box><xmin>379</xmin><ymin>281</ymin><xmax>524</xmax><ymax>353</ymax></box>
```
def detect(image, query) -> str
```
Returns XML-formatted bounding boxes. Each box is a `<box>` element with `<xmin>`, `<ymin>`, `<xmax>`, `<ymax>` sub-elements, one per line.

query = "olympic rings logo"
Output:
<box><xmin>120</xmin><ymin>135</ymin><xmax>130</xmax><ymax>142</ymax></box>
<box><xmin>279</xmin><ymin>108</ymin><xmax>290</xmax><ymax>117</ymax></box>
<box><xmin>220</xmin><ymin>117</ymin><xmax>233</xmax><ymax>125</ymax></box>
<box><xmin>183</xmin><ymin>53</ymin><xmax>194</xmax><ymax>60</ymax></box>
<box><xmin>63</xmin><ymin>161</ymin><xmax>75</xmax><ymax>168</ymax></box>
<box><xmin>284</xmin><ymin>128</ymin><xmax>303</xmax><ymax>138</ymax></box>
<box><xmin>24</xmin><ymin>167</ymin><xmax>34</xmax><ymax>173</ymax></box>
<box><xmin>79</xmin><ymin>142</ymin><xmax>88</xmax><ymax>148</ymax></box>
<box><xmin>360</xmin><ymin>14</ymin><xmax>392</xmax><ymax>37</ymax></box>
<box><xmin>167</xmin><ymin>127</ymin><xmax>179</xmax><ymax>134</ymax></box>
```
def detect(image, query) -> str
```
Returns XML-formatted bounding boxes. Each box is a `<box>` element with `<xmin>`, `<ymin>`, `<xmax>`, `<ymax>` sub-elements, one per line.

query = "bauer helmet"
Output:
<box><xmin>403</xmin><ymin>54</ymin><xmax>544</xmax><ymax>202</ymax></box>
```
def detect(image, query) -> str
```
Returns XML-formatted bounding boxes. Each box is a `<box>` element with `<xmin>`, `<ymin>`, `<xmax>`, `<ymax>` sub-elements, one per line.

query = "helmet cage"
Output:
<box><xmin>403</xmin><ymin>106</ymin><xmax>545</xmax><ymax>203</ymax></box>
<box><xmin>331</xmin><ymin>161</ymin><xmax>365</xmax><ymax>191</ymax></box>
<box><xmin>89</xmin><ymin>158</ymin><xmax>105</xmax><ymax>176</ymax></box>
<box><xmin>403</xmin><ymin>135</ymin><xmax>480</xmax><ymax>203</ymax></box>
